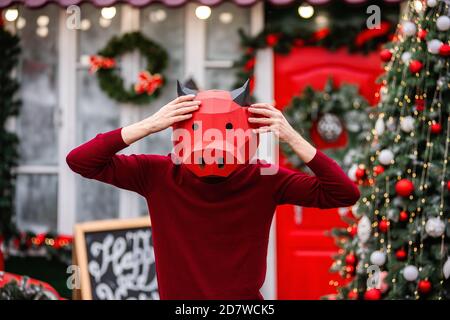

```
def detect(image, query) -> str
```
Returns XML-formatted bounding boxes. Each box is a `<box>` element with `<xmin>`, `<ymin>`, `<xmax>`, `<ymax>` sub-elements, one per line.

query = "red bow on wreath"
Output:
<box><xmin>134</xmin><ymin>71</ymin><xmax>163</xmax><ymax>95</ymax></box>
<box><xmin>89</xmin><ymin>55</ymin><xmax>116</xmax><ymax>73</ymax></box>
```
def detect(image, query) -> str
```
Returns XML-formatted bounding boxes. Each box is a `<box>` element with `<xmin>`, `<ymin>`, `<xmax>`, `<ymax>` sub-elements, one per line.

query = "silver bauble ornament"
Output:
<box><xmin>426</xmin><ymin>0</ymin><xmax>437</xmax><ymax>7</ymax></box>
<box><xmin>425</xmin><ymin>217</ymin><xmax>445</xmax><ymax>237</ymax></box>
<box><xmin>348</xmin><ymin>164</ymin><xmax>358</xmax><ymax>182</ymax></box>
<box><xmin>400</xmin><ymin>116</ymin><xmax>415</xmax><ymax>133</ymax></box>
<box><xmin>317</xmin><ymin>113</ymin><xmax>343</xmax><ymax>142</ymax></box>
<box><xmin>402</xmin><ymin>21</ymin><xmax>417</xmax><ymax>36</ymax></box>
<box><xmin>403</xmin><ymin>265</ymin><xmax>419</xmax><ymax>281</ymax></box>
<box><xmin>379</xmin><ymin>149</ymin><xmax>394</xmax><ymax>165</ymax></box>
<box><xmin>375</xmin><ymin>117</ymin><xmax>385</xmax><ymax>135</ymax></box>
<box><xmin>401</xmin><ymin>51</ymin><xmax>412</xmax><ymax>63</ymax></box>
<box><xmin>370</xmin><ymin>251</ymin><xmax>387</xmax><ymax>266</ymax></box>
<box><xmin>436</xmin><ymin>16</ymin><xmax>450</xmax><ymax>31</ymax></box>
<box><xmin>443</xmin><ymin>257</ymin><xmax>450</xmax><ymax>279</ymax></box>
<box><xmin>427</xmin><ymin>39</ymin><xmax>443</xmax><ymax>54</ymax></box>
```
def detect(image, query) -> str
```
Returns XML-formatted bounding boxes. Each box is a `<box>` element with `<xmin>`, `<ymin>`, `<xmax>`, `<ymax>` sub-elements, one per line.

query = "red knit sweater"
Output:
<box><xmin>66</xmin><ymin>128</ymin><xmax>360</xmax><ymax>300</ymax></box>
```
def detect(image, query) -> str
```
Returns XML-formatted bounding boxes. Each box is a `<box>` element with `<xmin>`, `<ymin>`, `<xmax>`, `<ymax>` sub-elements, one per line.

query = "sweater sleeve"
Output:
<box><xmin>274</xmin><ymin>150</ymin><xmax>360</xmax><ymax>208</ymax></box>
<box><xmin>66</xmin><ymin>128</ymin><xmax>156</xmax><ymax>196</ymax></box>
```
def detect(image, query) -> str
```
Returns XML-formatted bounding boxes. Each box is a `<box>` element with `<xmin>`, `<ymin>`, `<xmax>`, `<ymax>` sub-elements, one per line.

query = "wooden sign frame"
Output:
<box><xmin>73</xmin><ymin>217</ymin><xmax>151</xmax><ymax>300</ymax></box>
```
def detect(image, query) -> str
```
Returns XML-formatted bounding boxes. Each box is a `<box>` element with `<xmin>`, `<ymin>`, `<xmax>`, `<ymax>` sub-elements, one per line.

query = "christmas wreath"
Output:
<box><xmin>91</xmin><ymin>32</ymin><xmax>168</xmax><ymax>105</ymax></box>
<box><xmin>282</xmin><ymin>78</ymin><xmax>372</xmax><ymax>171</ymax></box>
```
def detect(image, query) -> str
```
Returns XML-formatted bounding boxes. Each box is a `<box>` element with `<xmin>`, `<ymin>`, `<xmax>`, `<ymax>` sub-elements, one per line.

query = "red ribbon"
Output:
<box><xmin>134</xmin><ymin>71</ymin><xmax>163</xmax><ymax>95</ymax></box>
<box><xmin>89</xmin><ymin>55</ymin><xmax>116</xmax><ymax>73</ymax></box>
<box><xmin>355</xmin><ymin>21</ymin><xmax>391</xmax><ymax>47</ymax></box>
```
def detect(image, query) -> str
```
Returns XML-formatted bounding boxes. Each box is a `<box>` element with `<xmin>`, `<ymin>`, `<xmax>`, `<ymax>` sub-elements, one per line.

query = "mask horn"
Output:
<box><xmin>230</xmin><ymin>79</ymin><xmax>251</xmax><ymax>106</ymax></box>
<box><xmin>177</xmin><ymin>80</ymin><xmax>197</xmax><ymax>96</ymax></box>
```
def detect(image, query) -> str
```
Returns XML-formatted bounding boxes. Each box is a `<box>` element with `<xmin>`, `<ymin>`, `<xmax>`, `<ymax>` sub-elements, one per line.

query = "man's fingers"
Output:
<box><xmin>250</xmin><ymin>103</ymin><xmax>277</xmax><ymax>111</ymax></box>
<box><xmin>248</xmin><ymin>117</ymin><xmax>274</xmax><ymax>124</ymax></box>
<box><xmin>252</xmin><ymin>126</ymin><xmax>271</xmax><ymax>134</ymax></box>
<box><xmin>172</xmin><ymin>105</ymin><xmax>199</xmax><ymax>116</ymax></box>
<box><xmin>169</xmin><ymin>95</ymin><xmax>196</xmax><ymax>105</ymax></box>
<box><xmin>248</xmin><ymin>107</ymin><xmax>279</xmax><ymax>118</ymax></box>
<box><xmin>172</xmin><ymin>100</ymin><xmax>201</xmax><ymax>109</ymax></box>
<box><xmin>171</xmin><ymin>114</ymin><xmax>192</xmax><ymax>123</ymax></box>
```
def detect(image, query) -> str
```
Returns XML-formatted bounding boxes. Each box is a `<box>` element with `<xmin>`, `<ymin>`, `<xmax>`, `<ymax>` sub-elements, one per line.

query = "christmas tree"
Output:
<box><xmin>330</xmin><ymin>0</ymin><xmax>450</xmax><ymax>300</ymax></box>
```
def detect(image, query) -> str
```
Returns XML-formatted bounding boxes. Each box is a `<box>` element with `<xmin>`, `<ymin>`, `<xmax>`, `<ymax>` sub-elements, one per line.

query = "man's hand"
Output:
<box><xmin>248</xmin><ymin>103</ymin><xmax>317</xmax><ymax>163</ymax></box>
<box><xmin>122</xmin><ymin>95</ymin><xmax>200</xmax><ymax>145</ymax></box>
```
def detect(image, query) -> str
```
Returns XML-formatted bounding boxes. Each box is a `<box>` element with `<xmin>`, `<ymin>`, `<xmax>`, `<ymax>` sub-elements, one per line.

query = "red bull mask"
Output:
<box><xmin>172</xmin><ymin>80</ymin><xmax>259</xmax><ymax>177</ymax></box>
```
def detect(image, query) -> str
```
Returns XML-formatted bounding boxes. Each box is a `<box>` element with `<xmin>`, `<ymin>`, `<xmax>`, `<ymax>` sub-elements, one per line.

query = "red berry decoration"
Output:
<box><xmin>399</xmin><ymin>211</ymin><xmax>409</xmax><ymax>222</ymax></box>
<box><xmin>364</xmin><ymin>288</ymin><xmax>381</xmax><ymax>300</ymax></box>
<box><xmin>417</xmin><ymin>29</ymin><xmax>427</xmax><ymax>40</ymax></box>
<box><xmin>395</xmin><ymin>179</ymin><xmax>415</xmax><ymax>197</ymax></box>
<box><xmin>409</xmin><ymin>60</ymin><xmax>423</xmax><ymax>73</ymax></box>
<box><xmin>348</xmin><ymin>225</ymin><xmax>357</xmax><ymax>237</ymax></box>
<box><xmin>266</xmin><ymin>33</ymin><xmax>279</xmax><ymax>47</ymax></box>
<box><xmin>380</xmin><ymin>49</ymin><xmax>393</xmax><ymax>62</ymax></box>
<box><xmin>439</xmin><ymin>43</ymin><xmax>450</xmax><ymax>57</ymax></box>
<box><xmin>355</xmin><ymin>167</ymin><xmax>366</xmax><ymax>180</ymax></box>
<box><xmin>415</xmin><ymin>98</ymin><xmax>425</xmax><ymax>111</ymax></box>
<box><xmin>345</xmin><ymin>253</ymin><xmax>357</xmax><ymax>265</ymax></box>
<box><xmin>373</xmin><ymin>165</ymin><xmax>385</xmax><ymax>176</ymax></box>
<box><xmin>395</xmin><ymin>248</ymin><xmax>407</xmax><ymax>261</ymax></box>
<box><xmin>418</xmin><ymin>280</ymin><xmax>432</xmax><ymax>295</ymax></box>
<box><xmin>430</xmin><ymin>122</ymin><xmax>442</xmax><ymax>134</ymax></box>
<box><xmin>347</xmin><ymin>290</ymin><xmax>358</xmax><ymax>300</ymax></box>
<box><xmin>379</xmin><ymin>220</ymin><xmax>390</xmax><ymax>233</ymax></box>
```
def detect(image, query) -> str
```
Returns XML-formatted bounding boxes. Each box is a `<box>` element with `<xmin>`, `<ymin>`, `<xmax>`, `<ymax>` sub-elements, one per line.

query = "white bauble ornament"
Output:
<box><xmin>427</xmin><ymin>39</ymin><xmax>443</xmax><ymax>54</ymax></box>
<box><xmin>436</xmin><ymin>16</ymin><xmax>450</xmax><ymax>31</ymax></box>
<box><xmin>425</xmin><ymin>217</ymin><xmax>445</xmax><ymax>237</ymax></box>
<box><xmin>317</xmin><ymin>113</ymin><xmax>343</xmax><ymax>142</ymax></box>
<box><xmin>370</xmin><ymin>251</ymin><xmax>387</xmax><ymax>266</ymax></box>
<box><xmin>401</xmin><ymin>51</ymin><xmax>412</xmax><ymax>63</ymax></box>
<box><xmin>379</xmin><ymin>149</ymin><xmax>394</xmax><ymax>165</ymax></box>
<box><xmin>400</xmin><ymin>116</ymin><xmax>415</xmax><ymax>133</ymax></box>
<box><xmin>443</xmin><ymin>257</ymin><xmax>450</xmax><ymax>279</ymax></box>
<box><xmin>426</xmin><ymin>0</ymin><xmax>437</xmax><ymax>7</ymax></box>
<box><xmin>403</xmin><ymin>265</ymin><xmax>419</xmax><ymax>281</ymax></box>
<box><xmin>375</xmin><ymin>117</ymin><xmax>385</xmax><ymax>135</ymax></box>
<box><xmin>348</xmin><ymin>164</ymin><xmax>358</xmax><ymax>181</ymax></box>
<box><xmin>352</xmin><ymin>202</ymin><xmax>361</xmax><ymax>219</ymax></box>
<box><xmin>402</xmin><ymin>21</ymin><xmax>417</xmax><ymax>36</ymax></box>
<box><xmin>357</xmin><ymin>215</ymin><xmax>371</xmax><ymax>243</ymax></box>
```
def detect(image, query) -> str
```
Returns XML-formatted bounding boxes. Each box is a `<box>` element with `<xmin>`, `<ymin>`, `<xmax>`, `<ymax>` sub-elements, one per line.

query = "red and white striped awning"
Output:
<box><xmin>0</xmin><ymin>0</ymin><xmax>404</xmax><ymax>9</ymax></box>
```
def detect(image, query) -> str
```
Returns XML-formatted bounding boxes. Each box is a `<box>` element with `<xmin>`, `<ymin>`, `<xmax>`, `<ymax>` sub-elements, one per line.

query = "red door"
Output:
<box><xmin>274</xmin><ymin>47</ymin><xmax>382</xmax><ymax>299</ymax></box>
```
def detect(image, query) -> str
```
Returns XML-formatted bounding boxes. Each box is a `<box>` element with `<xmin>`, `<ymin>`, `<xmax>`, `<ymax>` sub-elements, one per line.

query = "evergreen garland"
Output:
<box><xmin>0</xmin><ymin>28</ymin><xmax>21</xmax><ymax>240</ymax></box>
<box><xmin>95</xmin><ymin>31</ymin><xmax>168</xmax><ymax>105</ymax></box>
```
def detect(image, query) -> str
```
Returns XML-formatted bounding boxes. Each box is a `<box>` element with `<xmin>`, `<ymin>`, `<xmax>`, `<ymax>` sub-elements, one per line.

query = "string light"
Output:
<box><xmin>195</xmin><ymin>6</ymin><xmax>211</xmax><ymax>20</ymax></box>
<box><xmin>4</xmin><ymin>8</ymin><xmax>19</xmax><ymax>22</ymax></box>
<box><xmin>101</xmin><ymin>7</ymin><xmax>116</xmax><ymax>20</ymax></box>
<box><xmin>298</xmin><ymin>4</ymin><xmax>314</xmax><ymax>19</ymax></box>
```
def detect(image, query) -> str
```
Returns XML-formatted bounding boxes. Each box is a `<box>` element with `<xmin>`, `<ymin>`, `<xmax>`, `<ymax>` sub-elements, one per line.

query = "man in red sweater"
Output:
<box><xmin>66</xmin><ymin>83</ymin><xmax>360</xmax><ymax>300</ymax></box>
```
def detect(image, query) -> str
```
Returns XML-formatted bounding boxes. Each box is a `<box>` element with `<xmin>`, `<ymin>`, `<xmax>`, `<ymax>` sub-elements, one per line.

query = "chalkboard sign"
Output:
<box><xmin>74</xmin><ymin>217</ymin><xmax>159</xmax><ymax>300</ymax></box>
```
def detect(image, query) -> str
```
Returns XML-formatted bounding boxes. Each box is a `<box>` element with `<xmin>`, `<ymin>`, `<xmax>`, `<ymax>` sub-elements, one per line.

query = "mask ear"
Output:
<box><xmin>184</xmin><ymin>78</ymin><xmax>198</xmax><ymax>91</ymax></box>
<box><xmin>230</xmin><ymin>79</ymin><xmax>251</xmax><ymax>106</ymax></box>
<box><xmin>177</xmin><ymin>80</ymin><xmax>197</xmax><ymax>96</ymax></box>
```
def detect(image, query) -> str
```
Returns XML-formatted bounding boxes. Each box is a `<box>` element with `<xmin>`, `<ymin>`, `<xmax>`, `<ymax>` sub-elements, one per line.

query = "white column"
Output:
<box><xmin>118</xmin><ymin>6</ymin><xmax>142</xmax><ymax>219</ymax></box>
<box><xmin>184</xmin><ymin>3</ymin><xmax>206</xmax><ymax>87</ymax></box>
<box><xmin>57</xmin><ymin>9</ymin><xmax>78</xmax><ymax>234</ymax></box>
<box><xmin>251</xmin><ymin>2</ymin><xmax>277</xmax><ymax>300</ymax></box>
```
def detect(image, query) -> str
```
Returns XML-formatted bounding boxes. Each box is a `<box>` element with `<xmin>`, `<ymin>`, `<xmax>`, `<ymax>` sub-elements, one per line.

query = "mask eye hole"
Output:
<box><xmin>225</xmin><ymin>123</ymin><xmax>233</xmax><ymax>130</ymax></box>
<box><xmin>192</xmin><ymin>123</ymin><xmax>199</xmax><ymax>131</ymax></box>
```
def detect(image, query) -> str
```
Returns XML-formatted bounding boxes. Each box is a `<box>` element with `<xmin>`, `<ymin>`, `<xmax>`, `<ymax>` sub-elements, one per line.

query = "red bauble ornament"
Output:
<box><xmin>380</xmin><ymin>49</ymin><xmax>393</xmax><ymax>62</ymax></box>
<box><xmin>355</xmin><ymin>167</ymin><xmax>366</xmax><ymax>180</ymax></box>
<box><xmin>430</xmin><ymin>123</ymin><xmax>442</xmax><ymax>134</ymax></box>
<box><xmin>373</xmin><ymin>165</ymin><xmax>385</xmax><ymax>176</ymax></box>
<box><xmin>447</xmin><ymin>181</ymin><xmax>450</xmax><ymax>191</ymax></box>
<box><xmin>395</xmin><ymin>248</ymin><xmax>407</xmax><ymax>261</ymax></box>
<box><xmin>409</xmin><ymin>60</ymin><xmax>423</xmax><ymax>73</ymax></box>
<box><xmin>347</xmin><ymin>290</ymin><xmax>358</xmax><ymax>300</ymax></box>
<box><xmin>439</xmin><ymin>44</ymin><xmax>450</xmax><ymax>57</ymax></box>
<box><xmin>417</xmin><ymin>29</ymin><xmax>427</xmax><ymax>40</ymax></box>
<box><xmin>418</xmin><ymin>280</ymin><xmax>432</xmax><ymax>294</ymax></box>
<box><xmin>364</xmin><ymin>288</ymin><xmax>381</xmax><ymax>300</ymax></box>
<box><xmin>415</xmin><ymin>98</ymin><xmax>425</xmax><ymax>111</ymax></box>
<box><xmin>399</xmin><ymin>211</ymin><xmax>409</xmax><ymax>222</ymax></box>
<box><xmin>345</xmin><ymin>253</ymin><xmax>357</xmax><ymax>265</ymax></box>
<box><xmin>266</xmin><ymin>33</ymin><xmax>279</xmax><ymax>47</ymax></box>
<box><xmin>378</xmin><ymin>220</ymin><xmax>390</xmax><ymax>233</ymax></box>
<box><xmin>395</xmin><ymin>179</ymin><xmax>414</xmax><ymax>197</ymax></box>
